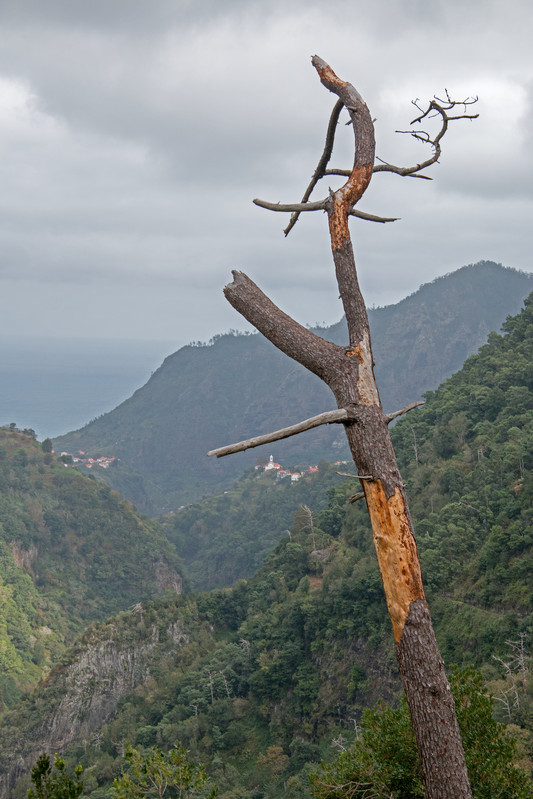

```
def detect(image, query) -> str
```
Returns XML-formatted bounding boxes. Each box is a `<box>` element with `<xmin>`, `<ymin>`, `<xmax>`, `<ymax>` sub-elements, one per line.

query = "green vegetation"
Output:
<box><xmin>391</xmin><ymin>291</ymin><xmax>533</xmax><ymax>664</ymax></box>
<box><xmin>161</xmin><ymin>462</ymin><xmax>345</xmax><ymax>591</ymax></box>
<box><xmin>0</xmin><ymin>426</ymin><xmax>184</xmax><ymax>708</ymax></box>
<box><xmin>310</xmin><ymin>669</ymin><xmax>532</xmax><ymax>799</ymax></box>
<box><xmin>28</xmin><ymin>754</ymin><xmax>83</xmax><ymax>799</ymax></box>
<box><xmin>114</xmin><ymin>745</ymin><xmax>217</xmax><ymax>799</ymax></box>
<box><xmin>54</xmin><ymin>262</ymin><xmax>533</xmax><ymax>512</ymax></box>
<box><xmin>3</xmin><ymin>280</ymin><xmax>533</xmax><ymax>798</ymax></box>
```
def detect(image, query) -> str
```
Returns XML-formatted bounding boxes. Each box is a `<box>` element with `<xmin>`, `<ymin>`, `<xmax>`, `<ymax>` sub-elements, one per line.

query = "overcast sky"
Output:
<box><xmin>1</xmin><ymin>0</ymin><xmax>532</xmax><ymax>348</ymax></box>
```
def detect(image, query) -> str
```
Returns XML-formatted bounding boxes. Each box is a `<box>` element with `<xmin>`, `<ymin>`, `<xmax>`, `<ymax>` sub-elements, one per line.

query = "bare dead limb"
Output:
<box><xmin>253</xmin><ymin>198</ymin><xmax>326</xmax><ymax>213</ymax></box>
<box><xmin>325</xmin><ymin>168</ymin><xmax>351</xmax><ymax>177</ymax></box>
<box><xmin>284</xmin><ymin>98</ymin><xmax>344</xmax><ymax>237</ymax></box>
<box><xmin>333</xmin><ymin>471</ymin><xmax>373</xmax><ymax>480</ymax></box>
<box><xmin>348</xmin><ymin>491</ymin><xmax>365</xmax><ymax>504</ymax></box>
<box><xmin>254</xmin><ymin>73</ymin><xmax>476</xmax><ymax>237</ymax></box>
<box><xmin>386</xmin><ymin>401</ymin><xmax>425</xmax><ymax>423</ymax></box>
<box><xmin>349</xmin><ymin>209</ymin><xmax>399</xmax><ymax>223</ymax></box>
<box><xmin>207</xmin><ymin>408</ymin><xmax>349</xmax><ymax>458</ymax></box>
<box><xmin>374</xmin><ymin>92</ymin><xmax>478</xmax><ymax>179</ymax></box>
<box><xmin>224</xmin><ymin>270</ymin><xmax>345</xmax><ymax>384</ymax></box>
<box><xmin>311</xmin><ymin>55</ymin><xmax>375</xmax><ymax>226</ymax></box>
<box><xmin>253</xmin><ymin>199</ymin><xmax>397</xmax><ymax>223</ymax></box>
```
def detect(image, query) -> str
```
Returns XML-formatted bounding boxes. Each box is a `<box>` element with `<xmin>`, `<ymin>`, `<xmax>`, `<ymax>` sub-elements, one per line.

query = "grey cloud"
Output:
<box><xmin>0</xmin><ymin>0</ymin><xmax>532</xmax><ymax>346</ymax></box>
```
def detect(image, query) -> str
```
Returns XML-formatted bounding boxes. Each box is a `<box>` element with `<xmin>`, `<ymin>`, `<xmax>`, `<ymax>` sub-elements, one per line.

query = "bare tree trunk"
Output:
<box><xmin>212</xmin><ymin>57</ymin><xmax>476</xmax><ymax>799</ymax></box>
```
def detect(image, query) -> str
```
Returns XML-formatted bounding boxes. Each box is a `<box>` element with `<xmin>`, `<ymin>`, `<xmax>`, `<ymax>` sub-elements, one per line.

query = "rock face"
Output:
<box><xmin>0</xmin><ymin>615</ymin><xmax>189</xmax><ymax>799</ymax></box>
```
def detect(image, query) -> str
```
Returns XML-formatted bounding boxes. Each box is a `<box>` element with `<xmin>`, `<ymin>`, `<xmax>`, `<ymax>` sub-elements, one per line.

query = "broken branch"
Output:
<box><xmin>207</xmin><ymin>409</ymin><xmax>350</xmax><ymax>458</ymax></box>
<box><xmin>223</xmin><ymin>270</ymin><xmax>345</xmax><ymax>384</ymax></box>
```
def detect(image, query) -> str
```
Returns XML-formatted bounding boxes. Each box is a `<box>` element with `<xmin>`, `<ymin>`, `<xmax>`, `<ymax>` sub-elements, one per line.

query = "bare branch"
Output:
<box><xmin>348</xmin><ymin>491</ymin><xmax>365</xmax><ymax>504</ymax></box>
<box><xmin>373</xmin><ymin>160</ymin><xmax>434</xmax><ymax>179</ymax></box>
<box><xmin>325</xmin><ymin>168</ymin><xmax>351</xmax><ymax>177</ymax></box>
<box><xmin>223</xmin><ymin>270</ymin><xmax>344</xmax><ymax>384</ymax></box>
<box><xmin>284</xmin><ymin>98</ymin><xmax>344</xmax><ymax>236</ymax></box>
<box><xmin>253</xmin><ymin>198</ymin><xmax>326</xmax><ymax>213</ymax></box>
<box><xmin>207</xmin><ymin>409</ymin><xmax>350</xmax><ymax>458</ymax></box>
<box><xmin>374</xmin><ymin>94</ymin><xmax>478</xmax><ymax>179</ymax></box>
<box><xmin>386</xmin><ymin>401</ymin><xmax>425</xmax><ymax>423</ymax></box>
<box><xmin>252</xmin><ymin>201</ymin><xmax>397</xmax><ymax>224</ymax></box>
<box><xmin>349</xmin><ymin>209</ymin><xmax>399</xmax><ymax>223</ymax></box>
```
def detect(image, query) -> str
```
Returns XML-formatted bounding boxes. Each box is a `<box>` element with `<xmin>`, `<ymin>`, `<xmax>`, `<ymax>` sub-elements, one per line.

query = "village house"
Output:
<box><xmin>255</xmin><ymin>455</ymin><xmax>316</xmax><ymax>483</ymax></box>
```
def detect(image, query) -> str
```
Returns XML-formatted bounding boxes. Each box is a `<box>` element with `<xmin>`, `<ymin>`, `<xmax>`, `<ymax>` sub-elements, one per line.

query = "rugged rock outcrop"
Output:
<box><xmin>0</xmin><ymin>613</ymin><xmax>189</xmax><ymax>799</ymax></box>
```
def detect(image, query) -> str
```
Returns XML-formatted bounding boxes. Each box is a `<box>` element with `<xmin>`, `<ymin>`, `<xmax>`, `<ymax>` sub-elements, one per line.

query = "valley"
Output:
<box><xmin>0</xmin><ymin>262</ymin><xmax>532</xmax><ymax>798</ymax></box>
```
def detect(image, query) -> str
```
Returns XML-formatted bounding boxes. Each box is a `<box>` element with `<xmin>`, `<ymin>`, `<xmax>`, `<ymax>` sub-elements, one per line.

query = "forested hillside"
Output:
<box><xmin>161</xmin><ymin>461</ymin><xmax>346</xmax><ymax>592</ymax></box>
<box><xmin>54</xmin><ymin>262</ymin><xmax>533</xmax><ymax>513</ymax></box>
<box><xmin>3</xmin><ymin>290</ymin><xmax>533</xmax><ymax>799</ymax></box>
<box><xmin>0</xmin><ymin>427</ymin><xmax>183</xmax><ymax>711</ymax></box>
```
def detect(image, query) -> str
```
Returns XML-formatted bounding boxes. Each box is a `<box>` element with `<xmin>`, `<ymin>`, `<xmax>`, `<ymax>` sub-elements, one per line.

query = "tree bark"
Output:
<box><xmin>220</xmin><ymin>57</ymin><xmax>473</xmax><ymax>799</ymax></box>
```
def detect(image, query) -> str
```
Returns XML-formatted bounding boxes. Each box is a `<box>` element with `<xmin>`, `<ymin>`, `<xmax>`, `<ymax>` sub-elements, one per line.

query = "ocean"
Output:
<box><xmin>0</xmin><ymin>336</ymin><xmax>178</xmax><ymax>440</ymax></box>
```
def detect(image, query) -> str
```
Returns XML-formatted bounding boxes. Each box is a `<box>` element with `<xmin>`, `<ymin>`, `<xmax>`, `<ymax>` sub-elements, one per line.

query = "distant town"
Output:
<box><xmin>255</xmin><ymin>454</ymin><xmax>347</xmax><ymax>482</ymax></box>
<box><xmin>59</xmin><ymin>449</ymin><xmax>348</xmax><ymax>481</ymax></box>
<box><xmin>60</xmin><ymin>450</ymin><xmax>118</xmax><ymax>470</ymax></box>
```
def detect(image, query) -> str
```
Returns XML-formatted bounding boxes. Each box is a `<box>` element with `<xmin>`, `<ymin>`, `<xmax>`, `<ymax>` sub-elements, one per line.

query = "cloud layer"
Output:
<box><xmin>1</xmin><ymin>0</ymin><xmax>532</xmax><ymax>344</ymax></box>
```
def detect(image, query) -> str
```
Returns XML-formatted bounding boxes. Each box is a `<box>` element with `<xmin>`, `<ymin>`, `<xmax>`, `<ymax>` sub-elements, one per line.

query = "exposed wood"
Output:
<box><xmin>207</xmin><ymin>409</ymin><xmax>349</xmax><ymax>458</ymax></box>
<box><xmin>362</xmin><ymin>481</ymin><xmax>425</xmax><ymax>641</ymax></box>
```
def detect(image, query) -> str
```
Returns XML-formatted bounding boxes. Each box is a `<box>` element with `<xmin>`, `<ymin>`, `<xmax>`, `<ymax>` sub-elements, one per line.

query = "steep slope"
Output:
<box><xmin>161</xmin><ymin>461</ymin><xmax>347</xmax><ymax>592</ymax></box>
<box><xmin>0</xmin><ymin>426</ymin><xmax>183</xmax><ymax>710</ymax></box>
<box><xmin>4</xmin><ymin>290</ymin><xmax>533</xmax><ymax>798</ymax></box>
<box><xmin>54</xmin><ymin>261</ymin><xmax>533</xmax><ymax>513</ymax></box>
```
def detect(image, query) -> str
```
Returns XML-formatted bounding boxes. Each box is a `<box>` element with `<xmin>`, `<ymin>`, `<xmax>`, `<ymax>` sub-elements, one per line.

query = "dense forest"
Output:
<box><xmin>161</xmin><ymin>462</ymin><xmax>346</xmax><ymax>591</ymax></box>
<box><xmin>2</xmin><ymin>291</ymin><xmax>533</xmax><ymax>798</ymax></box>
<box><xmin>0</xmin><ymin>427</ymin><xmax>183</xmax><ymax>711</ymax></box>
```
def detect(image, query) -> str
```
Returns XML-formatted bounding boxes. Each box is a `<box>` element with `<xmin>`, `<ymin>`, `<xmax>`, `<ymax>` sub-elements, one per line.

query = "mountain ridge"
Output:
<box><xmin>54</xmin><ymin>261</ymin><xmax>533</xmax><ymax>513</ymax></box>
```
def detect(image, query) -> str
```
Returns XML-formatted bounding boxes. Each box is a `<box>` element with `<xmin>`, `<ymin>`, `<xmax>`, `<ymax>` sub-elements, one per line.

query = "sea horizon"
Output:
<box><xmin>0</xmin><ymin>335</ymin><xmax>179</xmax><ymax>441</ymax></box>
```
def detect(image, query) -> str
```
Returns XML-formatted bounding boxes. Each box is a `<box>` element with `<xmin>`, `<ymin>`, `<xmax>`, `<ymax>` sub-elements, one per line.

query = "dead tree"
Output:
<box><xmin>208</xmin><ymin>57</ymin><xmax>478</xmax><ymax>799</ymax></box>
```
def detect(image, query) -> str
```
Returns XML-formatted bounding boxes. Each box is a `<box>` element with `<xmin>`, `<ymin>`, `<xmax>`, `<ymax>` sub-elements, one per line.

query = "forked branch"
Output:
<box><xmin>374</xmin><ymin>91</ymin><xmax>478</xmax><ymax>179</ymax></box>
<box><xmin>254</xmin><ymin>73</ymin><xmax>478</xmax><ymax>234</ymax></box>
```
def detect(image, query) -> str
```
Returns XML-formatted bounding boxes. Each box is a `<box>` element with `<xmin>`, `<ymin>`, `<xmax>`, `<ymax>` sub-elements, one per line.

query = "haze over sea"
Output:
<box><xmin>0</xmin><ymin>337</ymin><xmax>177</xmax><ymax>440</ymax></box>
